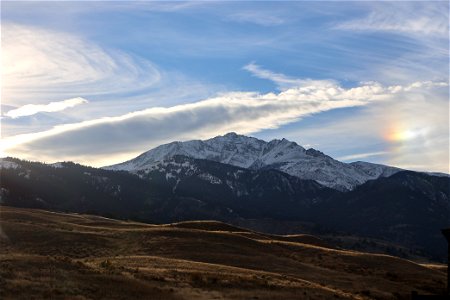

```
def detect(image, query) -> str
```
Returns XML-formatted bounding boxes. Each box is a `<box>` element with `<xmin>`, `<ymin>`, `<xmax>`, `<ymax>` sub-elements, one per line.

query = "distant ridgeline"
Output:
<box><xmin>1</xmin><ymin>155</ymin><xmax>449</xmax><ymax>262</ymax></box>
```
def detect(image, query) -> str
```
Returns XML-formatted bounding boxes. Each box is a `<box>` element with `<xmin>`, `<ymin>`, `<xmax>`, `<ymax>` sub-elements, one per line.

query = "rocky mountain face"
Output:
<box><xmin>104</xmin><ymin>132</ymin><xmax>400</xmax><ymax>191</ymax></box>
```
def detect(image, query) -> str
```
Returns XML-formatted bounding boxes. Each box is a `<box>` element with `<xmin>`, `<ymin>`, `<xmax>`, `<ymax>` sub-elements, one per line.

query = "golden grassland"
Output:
<box><xmin>0</xmin><ymin>206</ymin><xmax>446</xmax><ymax>299</ymax></box>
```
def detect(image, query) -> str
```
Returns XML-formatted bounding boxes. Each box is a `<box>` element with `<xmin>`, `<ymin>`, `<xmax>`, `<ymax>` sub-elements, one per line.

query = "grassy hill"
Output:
<box><xmin>0</xmin><ymin>206</ymin><xmax>446</xmax><ymax>299</ymax></box>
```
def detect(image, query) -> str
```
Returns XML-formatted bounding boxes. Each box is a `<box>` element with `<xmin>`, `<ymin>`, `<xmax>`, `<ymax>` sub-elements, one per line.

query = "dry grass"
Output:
<box><xmin>419</xmin><ymin>263</ymin><xmax>447</xmax><ymax>273</ymax></box>
<box><xmin>0</xmin><ymin>206</ymin><xmax>446</xmax><ymax>299</ymax></box>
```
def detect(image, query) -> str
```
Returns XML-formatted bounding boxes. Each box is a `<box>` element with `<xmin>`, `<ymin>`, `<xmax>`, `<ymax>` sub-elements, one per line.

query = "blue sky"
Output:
<box><xmin>1</xmin><ymin>1</ymin><xmax>449</xmax><ymax>172</ymax></box>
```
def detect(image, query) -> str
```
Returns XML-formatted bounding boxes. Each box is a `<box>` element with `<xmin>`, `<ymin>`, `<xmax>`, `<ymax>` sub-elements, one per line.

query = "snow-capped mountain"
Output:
<box><xmin>104</xmin><ymin>132</ymin><xmax>400</xmax><ymax>190</ymax></box>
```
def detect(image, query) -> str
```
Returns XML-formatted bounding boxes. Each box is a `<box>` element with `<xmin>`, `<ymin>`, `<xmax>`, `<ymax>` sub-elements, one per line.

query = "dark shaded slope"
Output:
<box><xmin>0</xmin><ymin>159</ymin><xmax>161</xmax><ymax>221</ymax></box>
<box><xmin>0</xmin><ymin>156</ymin><xmax>333</xmax><ymax>223</ymax></box>
<box><xmin>314</xmin><ymin>171</ymin><xmax>450</xmax><ymax>261</ymax></box>
<box><xmin>139</xmin><ymin>155</ymin><xmax>335</xmax><ymax>221</ymax></box>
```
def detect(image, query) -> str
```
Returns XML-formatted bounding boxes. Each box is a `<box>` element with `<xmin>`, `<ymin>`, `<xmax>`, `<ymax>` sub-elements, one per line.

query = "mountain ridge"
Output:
<box><xmin>104</xmin><ymin>132</ymin><xmax>401</xmax><ymax>191</ymax></box>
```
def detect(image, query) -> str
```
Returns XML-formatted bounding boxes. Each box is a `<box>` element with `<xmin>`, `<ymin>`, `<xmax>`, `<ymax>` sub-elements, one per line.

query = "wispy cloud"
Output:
<box><xmin>330</xmin><ymin>2</ymin><xmax>448</xmax><ymax>85</ymax></box>
<box><xmin>227</xmin><ymin>12</ymin><xmax>284</xmax><ymax>26</ymax></box>
<box><xmin>2</xmin><ymin>23</ymin><xmax>161</xmax><ymax>106</ymax></box>
<box><xmin>243</xmin><ymin>62</ymin><xmax>301</xmax><ymax>86</ymax></box>
<box><xmin>335</xmin><ymin>3</ymin><xmax>448</xmax><ymax>37</ymax></box>
<box><xmin>4</xmin><ymin>97</ymin><xmax>88</xmax><ymax>119</ymax></box>
<box><xmin>269</xmin><ymin>82</ymin><xmax>449</xmax><ymax>173</ymax></box>
<box><xmin>2</xmin><ymin>79</ymin><xmax>443</xmax><ymax>167</ymax></box>
<box><xmin>243</xmin><ymin>62</ymin><xmax>338</xmax><ymax>90</ymax></box>
<box><xmin>243</xmin><ymin>62</ymin><xmax>447</xmax><ymax>94</ymax></box>
<box><xmin>337</xmin><ymin>151</ymin><xmax>388</xmax><ymax>162</ymax></box>
<box><xmin>335</xmin><ymin>10</ymin><xmax>448</xmax><ymax>36</ymax></box>
<box><xmin>1</xmin><ymin>22</ymin><xmax>219</xmax><ymax>138</ymax></box>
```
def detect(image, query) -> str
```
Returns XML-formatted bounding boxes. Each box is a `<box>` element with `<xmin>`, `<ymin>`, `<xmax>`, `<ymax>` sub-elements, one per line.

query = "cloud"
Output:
<box><xmin>243</xmin><ymin>62</ymin><xmax>447</xmax><ymax>95</ymax></box>
<box><xmin>271</xmin><ymin>83</ymin><xmax>449</xmax><ymax>173</ymax></box>
<box><xmin>2</xmin><ymin>23</ymin><xmax>161</xmax><ymax>106</ymax></box>
<box><xmin>330</xmin><ymin>2</ymin><xmax>448</xmax><ymax>85</ymax></box>
<box><xmin>1</xmin><ymin>22</ymin><xmax>219</xmax><ymax>138</ymax></box>
<box><xmin>243</xmin><ymin>62</ymin><xmax>300</xmax><ymax>86</ymax></box>
<box><xmin>228</xmin><ymin>12</ymin><xmax>285</xmax><ymax>26</ymax></box>
<box><xmin>337</xmin><ymin>151</ymin><xmax>388</xmax><ymax>162</ymax></box>
<box><xmin>334</xmin><ymin>2</ymin><xmax>448</xmax><ymax>37</ymax></box>
<box><xmin>4</xmin><ymin>97</ymin><xmax>88</xmax><ymax>119</ymax></box>
<box><xmin>2</xmin><ymin>79</ymin><xmax>444</xmax><ymax>167</ymax></box>
<box><xmin>243</xmin><ymin>62</ymin><xmax>338</xmax><ymax>90</ymax></box>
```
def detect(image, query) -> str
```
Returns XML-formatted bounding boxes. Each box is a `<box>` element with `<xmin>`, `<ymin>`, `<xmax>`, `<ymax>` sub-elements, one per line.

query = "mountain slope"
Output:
<box><xmin>312</xmin><ymin>171</ymin><xmax>450</xmax><ymax>261</ymax></box>
<box><xmin>1</xmin><ymin>206</ymin><xmax>446</xmax><ymax>300</ymax></box>
<box><xmin>0</xmin><ymin>156</ymin><xmax>334</xmax><ymax>222</ymax></box>
<box><xmin>104</xmin><ymin>132</ymin><xmax>400</xmax><ymax>191</ymax></box>
<box><xmin>135</xmin><ymin>155</ymin><xmax>335</xmax><ymax>220</ymax></box>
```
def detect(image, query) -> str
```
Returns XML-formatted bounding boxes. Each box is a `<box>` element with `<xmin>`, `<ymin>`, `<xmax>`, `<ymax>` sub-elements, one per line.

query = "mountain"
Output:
<box><xmin>312</xmin><ymin>171</ymin><xmax>450</xmax><ymax>261</ymax></box>
<box><xmin>105</xmin><ymin>132</ymin><xmax>400</xmax><ymax>191</ymax></box>
<box><xmin>133</xmin><ymin>155</ymin><xmax>335</xmax><ymax>220</ymax></box>
<box><xmin>1</xmin><ymin>156</ymin><xmax>449</xmax><ymax>261</ymax></box>
<box><xmin>0</xmin><ymin>156</ymin><xmax>334</xmax><ymax>222</ymax></box>
<box><xmin>0</xmin><ymin>158</ymin><xmax>156</xmax><ymax>221</ymax></box>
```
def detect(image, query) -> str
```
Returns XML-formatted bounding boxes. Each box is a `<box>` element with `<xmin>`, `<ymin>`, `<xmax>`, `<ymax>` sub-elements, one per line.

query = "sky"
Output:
<box><xmin>1</xmin><ymin>1</ymin><xmax>449</xmax><ymax>172</ymax></box>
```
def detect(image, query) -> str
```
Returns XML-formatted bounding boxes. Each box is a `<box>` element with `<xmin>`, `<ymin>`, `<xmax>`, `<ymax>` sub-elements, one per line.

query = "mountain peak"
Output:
<box><xmin>104</xmin><ymin>133</ymin><xmax>400</xmax><ymax>190</ymax></box>
<box><xmin>223</xmin><ymin>132</ymin><xmax>239</xmax><ymax>138</ymax></box>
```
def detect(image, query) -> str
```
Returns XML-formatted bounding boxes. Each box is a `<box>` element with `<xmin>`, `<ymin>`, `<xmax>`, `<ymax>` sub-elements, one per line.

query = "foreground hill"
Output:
<box><xmin>0</xmin><ymin>207</ymin><xmax>446</xmax><ymax>300</ymax></box>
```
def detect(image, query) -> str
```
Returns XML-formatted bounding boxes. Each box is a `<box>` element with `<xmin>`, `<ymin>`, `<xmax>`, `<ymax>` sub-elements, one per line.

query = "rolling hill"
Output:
<box><xmin>0</xmin><ymin>206</ymin><xmax>446</xmax><ymax>299</ymax></box>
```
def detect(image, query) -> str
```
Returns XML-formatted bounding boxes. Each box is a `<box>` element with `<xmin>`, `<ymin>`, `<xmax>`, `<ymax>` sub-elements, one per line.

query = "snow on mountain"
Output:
<box><xmin>1</xmin><ymin>158</ymin><xmax>32</xmax><ymax>179</ymax></box>
<box><xmin>104</xmin><ymin>132</ymin><xmax>401</xmax><ymax>190</ymax></box>
<box><xmin>50</xmin><ymin>162</ymin><xmax>66</xmax><ymax>169</ymax></box>
<box><xmin>349</xmin><ymin>161</ymin><xmax>400</xmax><ymax>178</ymax></box>
<box><xmin>0</xmin><ymin>158</ymin><xmax>20</xmax><ymax>170</ymax></box>
<box><xmin>105</xmin><ymin>133</ymin><xmax>269</xmax><ymax>171</ymax></box>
